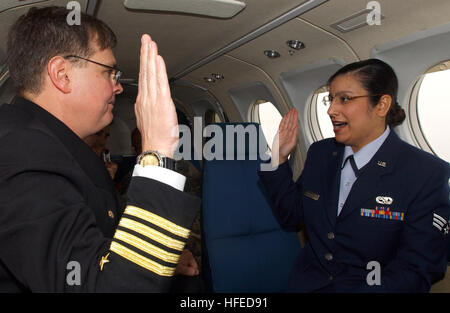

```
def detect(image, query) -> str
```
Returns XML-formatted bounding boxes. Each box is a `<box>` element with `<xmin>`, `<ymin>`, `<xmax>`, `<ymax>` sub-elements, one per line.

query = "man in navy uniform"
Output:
<box><xmin>0</xmin><ymin>7</ymin><xmax>200</xmax><ymax>292</ymax></box>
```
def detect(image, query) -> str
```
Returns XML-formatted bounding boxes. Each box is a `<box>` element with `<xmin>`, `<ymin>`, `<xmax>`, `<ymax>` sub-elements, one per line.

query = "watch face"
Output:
<box><xmin>140</xmin><ymin>154</ymin><xmax>160</xmax><ymax>167</ymax></box>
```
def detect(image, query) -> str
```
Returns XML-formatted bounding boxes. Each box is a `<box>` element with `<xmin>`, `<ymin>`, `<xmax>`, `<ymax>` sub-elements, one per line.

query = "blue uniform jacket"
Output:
<box><xmin>258</xmin><ymin>130</ymin><xmax>449</xmax><ymax>292</ymax></box>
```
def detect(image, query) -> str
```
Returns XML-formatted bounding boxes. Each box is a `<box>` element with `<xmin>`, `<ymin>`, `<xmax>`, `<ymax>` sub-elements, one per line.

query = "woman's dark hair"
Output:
<box><xmin>7</xmin><ymin>6</ymin><xmax>117</xmax><ymax>95</ymax></box>
<box><xmin>327</xmin><ymin>59</ymin><xmax>406</xmax><ymax>127</ymax></box>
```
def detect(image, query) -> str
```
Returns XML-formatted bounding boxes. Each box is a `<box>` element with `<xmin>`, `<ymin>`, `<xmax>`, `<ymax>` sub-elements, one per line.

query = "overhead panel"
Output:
<box><xmin>0</xmin><ymin>0</ymin><xmax>47</xmax><ymax>14</ymax></box>
<box><xmin>172</xmin><ymin>0</ymin><xmax>328</xmax><ymax>80</ymax></box>
<box><xmin>99</xmin><ymin>0</ymin><xmax>310</xmax><ymax>80</ymax></box>
<box><xmin>301</xmin><ymin>0</ymin><xmax>450</xmax><ymax>59</ymax></box>
<box><xmin>330</xmin><ymin>8</ymin><xmax>385</xmax><ymax>33</ymax></box>
<box><xmin>184</xmin><ymin>53</ymin><xmax>291</xmax><ymax>122</ymax></box>
<box><xmin>226</xmin><ymin>17</ymin><xmax>357</xmax><ymax>87</ymax></box>
<box><xmin>123</xmin><ymin>0</ymin><xmax>246</xmax><ymax>19</ymax></box>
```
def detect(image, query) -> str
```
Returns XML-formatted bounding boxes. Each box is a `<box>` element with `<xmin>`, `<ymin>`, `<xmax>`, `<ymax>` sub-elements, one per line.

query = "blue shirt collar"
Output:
<box><xmin>342</xmin><ymin>126</ymin><xmax>391</xmax><ymax>169</ymax></box>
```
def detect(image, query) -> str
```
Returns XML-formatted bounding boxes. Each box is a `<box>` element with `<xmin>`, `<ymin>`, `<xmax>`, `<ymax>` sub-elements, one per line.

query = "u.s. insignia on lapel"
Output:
<box><xmin>377</xmin><ymin>161</ymin><xmax>387</xmax><ymax>167</ymax></box>
<box><xmin>376</xmin><ymin>196</ymin><xmax>393</xmax><ymax>205</ymax></box>
<box><xmin>433</xmin><ymin>213</ymin><xmax>449</xmax><ymax>235</ymax></box>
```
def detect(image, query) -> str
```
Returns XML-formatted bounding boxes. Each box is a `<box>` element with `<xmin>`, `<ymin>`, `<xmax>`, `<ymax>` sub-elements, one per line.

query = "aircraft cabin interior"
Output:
<box><xmin>0</xmin><ymin>0</ymin><xmax>449</xmax><ymax>293</ymax></box>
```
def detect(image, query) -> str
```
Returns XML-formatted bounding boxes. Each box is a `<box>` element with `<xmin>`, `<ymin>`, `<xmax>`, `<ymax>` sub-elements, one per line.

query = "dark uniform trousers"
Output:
<box><xmin>0</xmin><ymin>97</ymin><xmax>200</xmax><ymax>292</ymax></box>
<box><xmin>259</xmin><ymin>131</ymin><xmax>450</xmax><ymax>292</ymax></box>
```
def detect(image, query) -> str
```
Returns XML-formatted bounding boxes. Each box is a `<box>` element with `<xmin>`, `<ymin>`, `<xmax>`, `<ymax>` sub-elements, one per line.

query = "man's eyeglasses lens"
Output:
<box><xmin>64</xmin><ymin>55</ymin><xmax>122</xmax><ymax>84</ymax></box>
<box><xmin>112</xmin><ymin>70</ymin><xmax>122</xmax><ymax>84</ymax></box>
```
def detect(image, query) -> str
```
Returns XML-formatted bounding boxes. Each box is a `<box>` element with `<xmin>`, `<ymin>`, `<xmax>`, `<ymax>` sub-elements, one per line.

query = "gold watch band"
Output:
<box><xmin>137</xmin><ymin>150</ymin><xmax>176</xmax><ymax>170</ymax></box>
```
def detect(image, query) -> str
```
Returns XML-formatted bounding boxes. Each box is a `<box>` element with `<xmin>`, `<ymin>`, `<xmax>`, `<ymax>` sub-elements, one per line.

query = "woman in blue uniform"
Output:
<box><xmin>258</xmin><ymin>59</ymin><xmax>449</xmax><ymax>292</ymax></box>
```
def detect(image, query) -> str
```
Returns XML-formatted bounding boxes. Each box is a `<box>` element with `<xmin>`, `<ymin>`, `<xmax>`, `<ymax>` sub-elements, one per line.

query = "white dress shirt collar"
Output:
<box><xmin>341</xmin><ymin>126</ymin><xmax>391</xmax><ymax>170</ymax></box>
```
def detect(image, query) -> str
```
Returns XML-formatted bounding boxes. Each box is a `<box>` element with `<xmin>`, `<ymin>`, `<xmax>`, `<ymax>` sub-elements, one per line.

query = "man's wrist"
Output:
<box><xmin>141</xmin><ymin>145</ymin><xmax>174</xmax><ymax>159</ymax></box>
<box><xmin>137</xmin><ymin>150</ymin><xmax>176</xmax><ymax>171</ymax></box>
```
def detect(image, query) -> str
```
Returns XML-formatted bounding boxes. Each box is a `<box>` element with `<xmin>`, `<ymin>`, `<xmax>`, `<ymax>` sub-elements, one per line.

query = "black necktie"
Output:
<box><xmin>342</xmin><ymin>155</ymin><xmax>360</xmax><ymax>177</ymax></box>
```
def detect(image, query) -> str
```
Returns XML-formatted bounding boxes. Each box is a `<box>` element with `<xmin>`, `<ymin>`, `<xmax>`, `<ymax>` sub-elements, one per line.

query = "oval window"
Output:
<box><xmin>315</xmin><ymin>90</ymin><xmax>334</xmax><ymax>139</ymax></box>
<box><xmin>416</xmin><ymin>62</ymin><xmax>450</xmax><ymax>162</ymax></box>
<box><xmin>250</xmin><ymin>100</ymin><xmax>282</xmax><ymax>152</ymax></box>
<box><xmin>310</xmin><ymin>87</ymin><xmax>334</xmax><ymax>141</ymax></box>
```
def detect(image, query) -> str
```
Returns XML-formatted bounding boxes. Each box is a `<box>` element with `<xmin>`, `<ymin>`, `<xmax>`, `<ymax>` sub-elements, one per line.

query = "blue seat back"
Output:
<box><xmin>202</xmin><ymin>123</ymin><xmax>301</xmax><ymax>292</ymax></box>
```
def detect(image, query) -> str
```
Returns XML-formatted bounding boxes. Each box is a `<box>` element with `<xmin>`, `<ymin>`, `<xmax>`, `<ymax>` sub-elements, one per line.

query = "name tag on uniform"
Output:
<box><xmin>303</xmin><ymin>190</ymin><xmax>320</xmax><ymax>201</ymax></box>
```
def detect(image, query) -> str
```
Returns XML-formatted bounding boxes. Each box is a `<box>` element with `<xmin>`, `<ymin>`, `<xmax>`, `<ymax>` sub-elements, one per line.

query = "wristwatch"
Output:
<box><xmin>137</xmin><ymin>150</ymin><xmax>176</xmax><ymax>170</ymax></box>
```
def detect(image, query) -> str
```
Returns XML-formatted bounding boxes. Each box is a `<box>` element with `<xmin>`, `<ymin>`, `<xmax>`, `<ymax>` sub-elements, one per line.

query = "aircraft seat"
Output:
<box><xmin>201</xmin><ymin>123</ymin><xmax>301</xmax><ymax>292</ymax></box>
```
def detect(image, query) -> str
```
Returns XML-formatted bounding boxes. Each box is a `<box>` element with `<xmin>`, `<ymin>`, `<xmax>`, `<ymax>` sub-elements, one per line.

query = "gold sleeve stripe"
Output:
<box><xmin>124</xmin><ymin>205</ymin><xmax>190</xmax><ymax>239</ymax></box>
<box><xmin>114</xmin><ymin>230</ymin><xmax>180</xmax><ymax>264</ymax></box>
<box><xmin>110</xmin><ymin>241</ymin><xmax>175</xmax><ymax>277</ymax></box>
<box><xmin>119</xmin><ymin>218</ymin><xmax>185</xmax><ymax>251</ymax></box>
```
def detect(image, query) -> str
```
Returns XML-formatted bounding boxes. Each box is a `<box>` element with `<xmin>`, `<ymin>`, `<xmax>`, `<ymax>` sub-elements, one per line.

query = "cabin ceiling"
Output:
<box><xmin>97</xmin><ymin>0</ymin><xmax>308</xmax><ymax>81</ymax></box>
<box><xmin>1</xmin><ymin>0</ymin><xmax>449</xmax><ymax>82</ymax></box>
<box><xmin>0</xmin><ymin>0</ymin><xmax>88</xmax><ymax>59</ymax></box>
<box><xmin>95</xmin><ymin>0</ymin><xmax>450</xmax><ymax>84</ymax></box>
<box><xmin>1</xmin><ymin>0</ymin><xmax>450</xmax><ymax>118</ymax></box>
<box><xmin>301</xmin><ymin>0</ymin><xmax>450</xmax><ymax>59</ymax></box>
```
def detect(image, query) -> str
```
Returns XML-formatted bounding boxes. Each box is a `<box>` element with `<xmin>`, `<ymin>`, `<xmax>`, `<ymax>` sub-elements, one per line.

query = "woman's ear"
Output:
<box><xmin>47</xmin><ymin>56</ymin><xmax>72</xmax><ymax>94</ymax></box>
<box><xmin>376</xmin><ymin>95</ymin><xmax>392</xmax><ymax>118</ymax></box>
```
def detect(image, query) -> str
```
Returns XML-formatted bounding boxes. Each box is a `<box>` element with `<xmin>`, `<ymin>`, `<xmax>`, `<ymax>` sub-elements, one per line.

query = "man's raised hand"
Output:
<box><xmin>135</xmin><ymin>34</ymin><xmax>178</xmax><ymax>158</ymax></box>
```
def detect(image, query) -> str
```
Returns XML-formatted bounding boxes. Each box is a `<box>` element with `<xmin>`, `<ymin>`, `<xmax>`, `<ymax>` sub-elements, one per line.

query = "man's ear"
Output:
<box><xmin>376</xmin><ymin>95</ymin><xmax>392</xmax><ymax>118</ymax></box>
<box><xmin>47</xmin><ymin>56</ymin><xmax>72</xmax><ymax>93</ymax></box>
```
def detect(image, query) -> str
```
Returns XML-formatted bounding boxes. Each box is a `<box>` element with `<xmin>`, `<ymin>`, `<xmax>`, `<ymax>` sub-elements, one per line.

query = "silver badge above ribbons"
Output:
<box><xmin>376</xmin><ymin>196</ymin><xmax>393</xmax><ymax>205</ymax></box>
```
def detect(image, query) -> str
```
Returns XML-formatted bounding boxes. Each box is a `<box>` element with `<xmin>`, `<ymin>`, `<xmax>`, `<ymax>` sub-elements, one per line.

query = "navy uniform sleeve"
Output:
<box><xmin>0</xmin><ymin>130</ymin><xmax>200</xmax><ymax>292</ymax></box>
<box><xmin>357</xmin><ymin>161</ymin><xmax>450</xmax><ymax>293</ymax></box>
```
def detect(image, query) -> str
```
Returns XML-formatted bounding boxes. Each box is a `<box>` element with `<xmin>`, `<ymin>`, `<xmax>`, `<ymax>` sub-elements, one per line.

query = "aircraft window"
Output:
<box><xmin>250</xmin><ymin>100</ymin><xmax>282</xmax><ymax>152</ymax></box>
<box><xmin>415</xmin><ymin>63</ymin><xmax>450</xmax><ymax>162</ymax></box>
<box><xmin>313</xmin><ymin>88</ymin><xmax>334</xmax><ymax>140</ymax></box>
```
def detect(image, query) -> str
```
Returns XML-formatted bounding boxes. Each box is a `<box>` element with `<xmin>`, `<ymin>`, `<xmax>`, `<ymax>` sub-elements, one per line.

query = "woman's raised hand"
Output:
<box><xmin>273</xmin><ymin>108</ymin><xmax>299</xmax><ymax>166</ymax></box>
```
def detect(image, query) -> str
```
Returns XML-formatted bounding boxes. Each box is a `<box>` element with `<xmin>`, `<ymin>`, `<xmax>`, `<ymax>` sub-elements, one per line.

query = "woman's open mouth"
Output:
<box><xmin>333</xmin><ymin>121</ymin><xmax>347</xmax><ymax>133</ymax></box>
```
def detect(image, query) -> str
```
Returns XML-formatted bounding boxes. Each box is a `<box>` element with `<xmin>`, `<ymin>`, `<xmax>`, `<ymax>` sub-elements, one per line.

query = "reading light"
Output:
<box><xmin>264</xmin><ymin>50</ymin><xmax>280</xmax><ymax>59</ymax></box>
<box><xmin>212</xmin><ymin>73</ymin><xmax>224</xmax><ymax>80</ymax></box>
<box><xmin>287</xmin><ymin>40</ymin><xmax>305</xmax><ymax>50</ymax></box>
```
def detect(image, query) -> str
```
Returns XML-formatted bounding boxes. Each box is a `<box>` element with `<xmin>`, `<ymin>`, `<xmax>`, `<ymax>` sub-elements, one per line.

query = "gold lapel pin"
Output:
<box><xmin>377</xmin><ymin>161</ymin><xmax>386</xmax><ymax>167</ymax></box>
<box><xmin>99</xmin><ymin>252</ymin><xmax>111</xmax><ymax>271</ymax></box>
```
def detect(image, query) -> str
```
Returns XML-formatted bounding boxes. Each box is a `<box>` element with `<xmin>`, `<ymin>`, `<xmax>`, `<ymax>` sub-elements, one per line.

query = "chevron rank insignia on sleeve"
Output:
<box><xmin>433</xmin><ymin>213</ymin><xmax>449</xmax><ymax>235</ymax></box>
